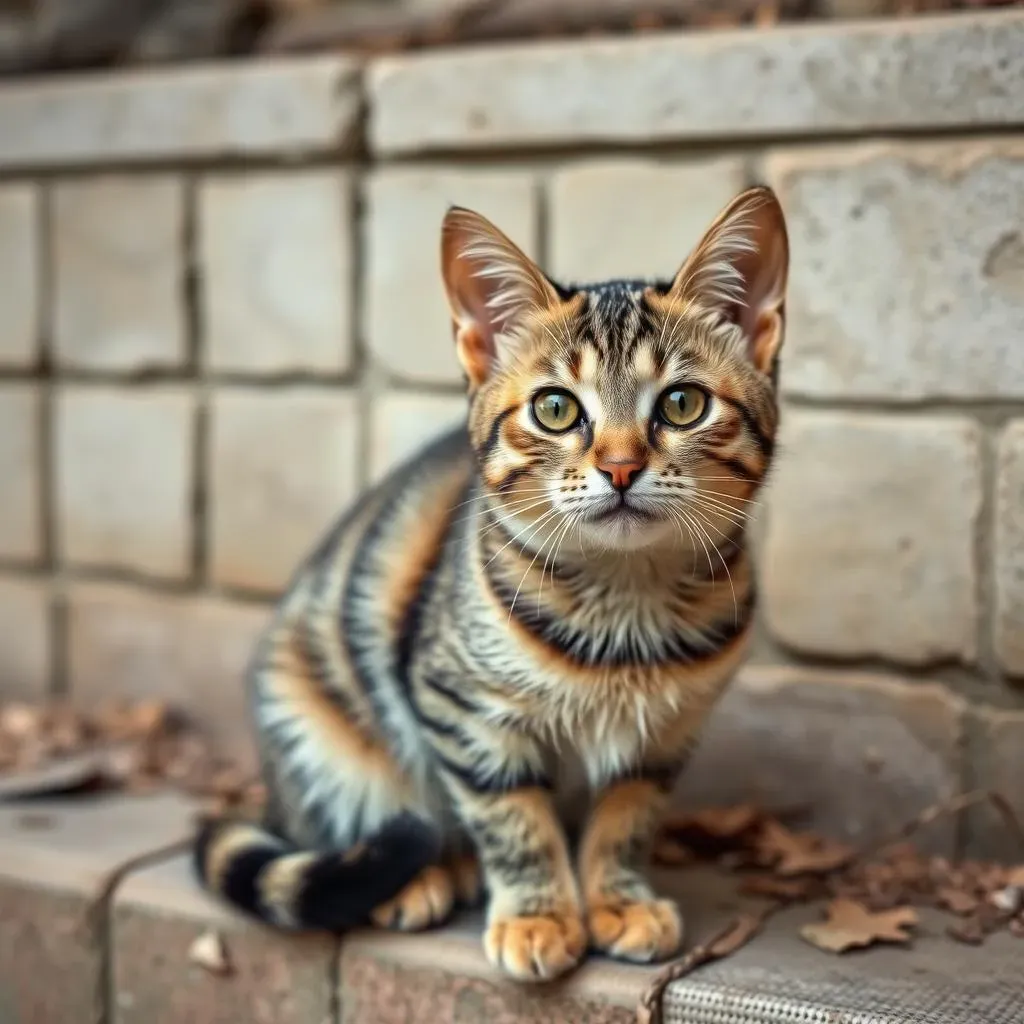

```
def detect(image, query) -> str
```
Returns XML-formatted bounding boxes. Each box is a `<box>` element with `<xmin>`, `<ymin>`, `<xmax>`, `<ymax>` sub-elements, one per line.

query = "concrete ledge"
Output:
<box><xmin>369</xmin><ymin>11</ymin><xmax>1024</xmax><ymax>154</ymax></box>
<box><xmin>0</xmin><ymin>56</ymin><xmax>362</xmax><ymax>168</ymax></box>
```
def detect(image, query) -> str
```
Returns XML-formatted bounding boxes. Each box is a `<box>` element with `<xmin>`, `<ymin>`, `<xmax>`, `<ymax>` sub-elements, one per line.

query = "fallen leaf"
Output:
<box><xmin>687</xmin><ymin>805</ymin><xmax>762</xmax><ymax>839</ymax></box>
<box><xmin>947</xmin><ymin>917</ymin><xmax>985</xmax><ymax>946</ymax></box>
<box><xmin>1009</xmin><ymin>918</ymin><xmax>1024</xmax><ymax>939</ymax></box>
<box><xmin>0</xmin><ymin>704</ymin><xmax>40</xmax><ymax>740</ymax></box>
<box><xmin>756</xmin><ymin>820</ymin><xmax>854</xmax><ymax>876</ymax></box>
<box><xmin>652</xmin><ymin>835</ymin><xmax>694</xmax><ymax>866</ymax></box>
<box><xmin>739</xmin><ymin>875</ymin><xmax>818</xmax><ymax>902</ymax></box>
<box><xmin>189</xmin><ymin>930</ymin><xmax>232</xmax><ymax>976</ymax></box>
<box><xmin>936</xmin><ymin>887</ymin><xmax>979</xmax><ymax>916</ymax></box>
<box><xmin>800</xmin><ymin>899</ymin><xmax>918</xmax><ymax>954</ymax></box>
<box><xmin>1005</xmin><ymin>866</ymin><xmax>1024</xmax><ymax>887</ymax></box>
<box><xmin>989</xmin><ymin>886</ymin><xmax>1022</xmax><ymax>915</ymax></box>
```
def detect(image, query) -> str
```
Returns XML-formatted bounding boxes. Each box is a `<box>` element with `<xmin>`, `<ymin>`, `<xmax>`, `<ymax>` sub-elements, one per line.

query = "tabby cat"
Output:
<box><xmin>194</xmin><ymin>184</ymin><xmax>789</xmax><ymax>982</ymax></box>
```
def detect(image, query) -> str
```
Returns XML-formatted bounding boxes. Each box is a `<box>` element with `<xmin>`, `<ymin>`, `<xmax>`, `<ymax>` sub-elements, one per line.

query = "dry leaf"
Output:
<box><xmin>652</xmin><ymin>835</ymin><xmax>694</xmax><ymax>866</ymax></box>
<box><xmin>1005</xmin><ymin>866</ymin><xmax>1024</xmax><ymax>887</ymax></box>
<box><xmin>989</xmin><ymin>886</ymin><xmax>1022</xmax><ymax>915</ymax></box>
<box><xmin>756</xmin><ymin>820</ymin><xmax>854</xmax><ymax>876</ymax></box>
<box><xmin>1009</xmin><ymin>918</ymin><xmax>1024</xmax><ymax>939</ymax></box>
<box><xmin>189</xmin><ymin>929</ymin><xmax>232</xmax><ymax>975</ymax></box>
<box><xmin>800</xmin><ymin>899</ymin><xmax>918</xmax><ymax>954</ymax></box>
<box><xmin>936</xmin><ymin>887</ymin><xmax>979</xmax><ymax>916</ymax></box>
<box><xmin>686</xmin><ymin>805</ymin><xmax>762</xmax><ymax>839</ymax></box>
<box><xmin>739</xmin><ymin>875</ymin><xmax>818</xmax><ymax>902</ymax></box>
<box><xmin>947</xmin><ymin>917</ymin><xmax>985</xmax><ymax>946</ymax></box>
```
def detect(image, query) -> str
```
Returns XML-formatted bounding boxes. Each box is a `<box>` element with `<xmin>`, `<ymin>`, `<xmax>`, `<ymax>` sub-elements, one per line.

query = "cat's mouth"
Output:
<box><xmin>587</xmin><ymin>498</ymin><xmax>657</xmax><ymax>525</ymax></box>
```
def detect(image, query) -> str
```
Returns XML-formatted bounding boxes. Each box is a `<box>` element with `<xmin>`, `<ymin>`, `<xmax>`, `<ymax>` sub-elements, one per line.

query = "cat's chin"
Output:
<box><xmin>577</xmin><ymin>510</ymin><xmax>676</xmax><ymax>553</ymax></box>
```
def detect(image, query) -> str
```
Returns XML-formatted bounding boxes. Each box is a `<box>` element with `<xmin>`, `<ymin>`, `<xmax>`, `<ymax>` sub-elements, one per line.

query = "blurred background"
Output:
<box><xmin>0</xmin><ymin>2</ymin><xmax>1021</xmax><ymax>1018</ymax></box>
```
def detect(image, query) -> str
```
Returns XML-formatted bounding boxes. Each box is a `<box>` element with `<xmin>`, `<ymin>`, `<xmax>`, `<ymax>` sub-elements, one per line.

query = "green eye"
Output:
<box><xmin>658</xmin><ymin>386</ymin><xmax>708</xmax><ymax>428</ymax></box>
<box><xmin>532</xmin><ymin>390</ymin><xmax>581</xmax><ymax>433</ymax></box>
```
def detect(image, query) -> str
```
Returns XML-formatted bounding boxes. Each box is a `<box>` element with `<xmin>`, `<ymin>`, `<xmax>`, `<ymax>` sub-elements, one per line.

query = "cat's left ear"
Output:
<box><xmin>667</xmin><ymin>185</ymin><xmax>789</xmax><ymax>377</ymax></box>
<box><xmin>441</xmin><ymin>206</ymin><xmax>560</xmax><ymax>388</ymax></box>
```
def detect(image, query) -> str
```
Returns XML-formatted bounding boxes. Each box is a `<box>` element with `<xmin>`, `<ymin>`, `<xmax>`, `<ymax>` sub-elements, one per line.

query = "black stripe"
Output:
<box><xmin>476</xmin><ymin>404</ymin><xmax>518</xmax><ymax>462</ymax></box>
<box><xmin>704</xmin><ymin>452</ymin><xmax>760</xmax><ymax>483</ymax></box>
<box><xmin>436</xmin><ymin>751</ymin><xmax>552</xmax><ymax>795</ymax></box>
<box><xmin>484</xmin><ymin>559</ymin><xmax>755</xmax><ymax>668</ymax></box>
<box><xmin>422</xmin><ymin>672</ymin><xmax>482</xmax><ymax>714</ymax></box>
<box><xmin>720</xmin><ymin>397</ymin><xmax>774</xmax><ymax>460</ymax></box>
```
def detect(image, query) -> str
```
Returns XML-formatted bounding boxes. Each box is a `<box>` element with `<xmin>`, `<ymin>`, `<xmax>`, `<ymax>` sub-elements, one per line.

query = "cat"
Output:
<box><xmin>193</xmin><ymin>184</ymin><xmax>789</xmax><ymax>982</ymax></box>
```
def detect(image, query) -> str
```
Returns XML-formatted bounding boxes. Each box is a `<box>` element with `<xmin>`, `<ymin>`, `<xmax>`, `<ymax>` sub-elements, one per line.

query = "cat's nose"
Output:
<box><xmin>596</xmin><ymin>458</ymin><xmax>647</xmax><ymax>492</ymax></box>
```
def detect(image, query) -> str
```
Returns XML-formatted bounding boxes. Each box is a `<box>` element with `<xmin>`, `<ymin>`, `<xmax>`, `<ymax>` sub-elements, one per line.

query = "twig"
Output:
<box><xmin>853</xmin><ymin>789</ymin><xmax>1024</xmax><ymax>865</ymax></box>
<box><xmin>635</xmin><ymin>907</ymin><xmax>776</xmax><ymax>1024</ymax></box>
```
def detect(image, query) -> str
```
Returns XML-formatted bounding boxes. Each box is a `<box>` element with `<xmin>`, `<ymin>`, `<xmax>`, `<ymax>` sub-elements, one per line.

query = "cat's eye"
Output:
<box><xmin>657</xmin><ymin>386</ymin><xmax>709</xmax><ymax>428</ymax></box>
<box><xmin>531</xmin><ymin>390</ymin><xmax>581</xmax><ymax>433</ymax></box>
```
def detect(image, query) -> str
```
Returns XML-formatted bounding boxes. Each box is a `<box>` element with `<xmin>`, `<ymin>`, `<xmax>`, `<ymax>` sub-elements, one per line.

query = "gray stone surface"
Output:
<box><xmin>0</xmin><ymin>56</ymin><xmax>361</xmax><ymax>167</ymax></box>
<box><xmin>761</xmin><ymin>410</ymin><xmax>981</xmax><ymax>664</ymax></box>
<box><xmin>677</xmin><ymin>667</ymin><xmax>966</xmax><ymax>854</ymax></box>
<box><xmin>53</xmin><ymin>176</ymin><xmax>186</xmax><ymax>372</ymax></box>
<box><xmin>208</xmin><ymin>388</ymin><xmax>361</xmax><ymax>593</ymax></box>
<box><xmin>767</xmin><ymin>141</ymin><xmax>1024</xmax><ymax>400</ymax></box>
<box><xmin>370</xmin><ymin>391</ymin><xmax>466</xmax><ymax>483</ymax></box>
<box><xmin>54</xmin><ymin>386</ymin><xmax>195</xmax><ymax>580</ymax></box>
<box><xmin>967</xmin><ymin>703</ymin><xmax>1024</xmax><ymax>860</ymax></box>
<box><xmin>199</xmin><ymin>171</ymin><xmax>354</xmax><ymax>375</ymax></box>
<box><xmin>363</xmin><ymin>167</ymin><xmax>539</xmax><ymax>384</ymax></box>
<box><xmin>0</xmin><ymin>577</ymin><xmax>50</xmax><ymax>701</ymax></box>
<box><xmin>369</xmin><ymin>11</ymin><xmax>1024</xmax><ymax>154</ymax></box>
<box><xmin>0</xmin><ymin>384</ymin><xmax>41</xmax><ymax>563</ymax></box>
<box><xmin>995</xmin><ymin>421</ymin><xmax>1024</xmax><ymax>677</ymax></box>
<box><xmin>0</xmin><ymin>185</ymin><xmax>38</xmax><ymax>368</ymax></box>
<box><xmin>66</xmin><ymin>582</ymin><xmax>266</xmax><ymax>768</ymax></box>
<box><xmin>548</xmin><ymin>157</ymin><xmax>747</xmax><ymax>283</ymax></box>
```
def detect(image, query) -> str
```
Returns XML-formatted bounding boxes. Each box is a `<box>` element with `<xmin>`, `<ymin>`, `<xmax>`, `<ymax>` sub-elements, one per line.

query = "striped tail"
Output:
<box><xmin>192</xmin><ymin>812</ymin><xmax>441</xmax><ymax>932</ymax></box>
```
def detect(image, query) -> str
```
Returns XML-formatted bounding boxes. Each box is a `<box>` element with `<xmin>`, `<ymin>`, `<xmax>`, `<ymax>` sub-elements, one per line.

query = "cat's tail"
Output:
<box><xmin>192</xmin><ymin>812</ymin><xmax>441</xmax><ymax>932</ymax></box>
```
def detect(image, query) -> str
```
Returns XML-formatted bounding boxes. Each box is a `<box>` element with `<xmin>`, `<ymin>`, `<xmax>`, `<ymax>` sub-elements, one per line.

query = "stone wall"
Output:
<box><xmin>0</xmin><ymin>10</ymin><xmax>1022</xmax><ymax>851</ymax></box>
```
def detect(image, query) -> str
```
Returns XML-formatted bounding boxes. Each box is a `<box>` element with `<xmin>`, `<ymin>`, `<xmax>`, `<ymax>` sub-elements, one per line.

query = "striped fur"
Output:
<box><xmin>194</xmin><ymin>185</ymin><xmax>789</xmax><ymax>981</ymax></box>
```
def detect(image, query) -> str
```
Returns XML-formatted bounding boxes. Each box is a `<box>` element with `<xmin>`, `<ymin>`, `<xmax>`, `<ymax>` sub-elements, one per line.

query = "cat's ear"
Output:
<box><xmin>668</xmin><ymin>185</ymin><xmax>789</xmax><ymax>377</ymax></box>
<box><xmin>441</xmin><ymin>206</ymin><xmax>560</xmax><ymax>387</ymax></box>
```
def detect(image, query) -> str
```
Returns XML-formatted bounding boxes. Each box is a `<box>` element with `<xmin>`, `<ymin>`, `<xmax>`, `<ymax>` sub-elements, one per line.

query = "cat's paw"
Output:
<box><xmin>588</xmin><ymin>897</ymin><xmax>684</xmax><ymax>963</ymax></box>
<box><xmin>370</xmin><ymin>865</ymin><xmax>454</xmax><ymax>931</ymax></box>
<box><xmin>484</xmin><ymin>910</ymin><xmax>587</xmax><ymax>981</ymax></box>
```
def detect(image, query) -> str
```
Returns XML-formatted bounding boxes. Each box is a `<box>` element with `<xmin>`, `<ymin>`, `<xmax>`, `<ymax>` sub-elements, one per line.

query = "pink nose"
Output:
<box><xmin>596</xmin><ymin>458</ymin><xmax>646</xmax><ymax>492</ymax></box>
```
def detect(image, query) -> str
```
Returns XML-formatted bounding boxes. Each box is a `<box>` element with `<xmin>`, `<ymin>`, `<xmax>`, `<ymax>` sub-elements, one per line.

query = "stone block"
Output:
<box><xmin>766</xmin><ymin>141</ymin><xmax>1024</xmax><ymax>399</ymax></box>
<box><xmin>0</xmin><ymin>577</ymin><xmax>51</xmax><ymax>701</ymax></box>
<box><xmin>369</xmin><ymin>12</ymin><xmax>1024</xmax><ymax>154</ymax></box>
<box><xmin>967</xmin><ymin>704</ymin><xmax>1024</xmax><ymax>860</ymax></box>
<box><xmin>53</xmin><ymin>176</ymin><xmax>186</xmax><ymax>372</ymax></box>
<box><xmin>0</xmin><ymin>57</ymin><xmax>361</xmax><ymax>168</ymax></box>
<box><xmin>364</xmin><ymin>168</ymin><xmax>538</xmax><ymax>383</ymax></box>
<box><xmin>369</xmin><ymin>391</ymin><xmax>466</xmax><ymax>482</ymax></box>
<box><xmin>0</xmin><ymin>384</ymin><xmax>41</xmax><ymax>563</ymax></box>
<box><xmin>995</xmin><ymin>421</ymin><xmax>1024</xmax><ymax>677</ymax></box>
<box><xmin>199</xmin><ymin>172</ymin><xmax>353</xmax><ymax>375</ymax></box>
<box><xmin>761</xmin><ymin>410</ymin><xmax>981</xmax><ymax>664</ymax></box>
<box><xmin>0</xmin><ymin>185</ymin><xmax>39</xmax><ymax>367</ymax></box>
<box><xmin>113</xmin><ymin>856</ymin><xmax>337</xmax><ymax>1024</ymax></box>
<box><xmin>0</xmin><ymin>793</ymin><xmax>197</xmax><ymax>1024</ymax></box>
<box><xmin>55</xmin><ymin>386</ymin><xmax>195</xmax><ymax>580</ymax></box>
<box><xmin>677</xmin><ymin>667</ymin><xmax>966</xmax><ymax>853</ymax></box>
<box><xmin>208</xmin><ymin>388</ymin><xmax>360</xmax><ymax>593</ymax></box>
<box><xmin>548</xmin><ymin>157</ymin><xmax>747</xmax><ymax>282</ymax></box>
<box><xmin>66</xmin><ymin>583</ymin><xmax>266</xmax><ymax>768</ymax></box>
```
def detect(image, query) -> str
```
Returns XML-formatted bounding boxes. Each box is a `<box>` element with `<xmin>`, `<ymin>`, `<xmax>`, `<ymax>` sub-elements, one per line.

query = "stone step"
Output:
<box><xmin>0</xmin><ymin>794</ymin><xmax>1020</xmax><ymax>1024</ymax></box>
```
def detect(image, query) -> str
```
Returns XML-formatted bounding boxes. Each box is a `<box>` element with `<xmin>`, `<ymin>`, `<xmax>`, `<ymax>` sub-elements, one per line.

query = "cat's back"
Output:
<box><xmin>277</xmin><ymin>421</ymin><xmax>475</xmax><ymax>660</ymax></box>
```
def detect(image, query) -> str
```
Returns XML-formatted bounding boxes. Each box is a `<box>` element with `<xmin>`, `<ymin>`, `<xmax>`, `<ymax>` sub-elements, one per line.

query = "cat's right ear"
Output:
<box><xmin>441</xmin><ymin>207</ymin><xmax>559</xmax><ymax>388</ymax></box>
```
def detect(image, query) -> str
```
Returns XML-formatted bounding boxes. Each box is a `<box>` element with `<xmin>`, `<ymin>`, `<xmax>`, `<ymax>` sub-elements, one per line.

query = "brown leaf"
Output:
<box><xmin>652</xmin><ymin>835</ymin><xmax>695</xmax><ymax>866</ymax></box>
<box><xmin>1005</xmin><ymin>865</ymin><xmax>1024</xmax><ymax>887</ymax></box>
<box><xmin>756</xmin><ymin>820</ymin><xmax>854</xmax><ymax>876</ymax></box>
<box><xmin>739</xmin><ymin>875</ymin><xmax>818</xmax><ymax>902</ymax></box>
<box><xmin>687</xmin><ymin>805</ymin><xmax>762</xmax><ymax>839</ymax></box>
<box><xmin>1009</xmin><ymin>917</ymin><xmax>1024</xmax><ymax>939</ymax></box>
<box><xmin>800</xmin><ymin>899</ymin><xmax>918</xmax><ymax>954</ymax></box>
<box><xmin>188</xmin><ymin>929</ymin><xmax>232</xmax><ymax>976</ymax></box>
<box><xmin>947</xmin><ymin>917</ymin><xmax>985</xmax><ymax>946</ymax></box>
<box><xmin>936</xmin><ymin>886</ymin><xmax>979</xmax><ymax>916</ymax></box>
<box><xmin>0</xmin><ymin>703</ymin><xmax>40</xmax><ymax>740</ymax></box>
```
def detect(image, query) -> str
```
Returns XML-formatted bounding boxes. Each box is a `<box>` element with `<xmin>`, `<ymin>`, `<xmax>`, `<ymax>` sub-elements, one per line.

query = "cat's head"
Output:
<box><xmin>440</xmin><ymin>186</ymin><xmax>788</xmax><ymax>555</ymax></box>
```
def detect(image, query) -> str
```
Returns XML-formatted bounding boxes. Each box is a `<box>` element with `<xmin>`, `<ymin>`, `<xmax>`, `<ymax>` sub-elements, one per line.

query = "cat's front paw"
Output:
<box><xmin>588</xmin><ymin>897</ymin><xmax>684</xmax><ymax>963</ymax></box>
<box><xmin>484</xmin><ymin>909</ymin><xmax>587</xmax><ymax>981</ymax></box>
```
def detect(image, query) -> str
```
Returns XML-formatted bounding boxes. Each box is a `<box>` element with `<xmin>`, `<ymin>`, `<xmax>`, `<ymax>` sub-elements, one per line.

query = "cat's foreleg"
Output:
<box><xmin>435</xmin><ymin>753</ymin><xmax>586</xmax><ymax>981</ymax></box>
<box><xmin>578</xmin><ymin>763</ymin><xmax>686</xmax><ymax>964</ymax></box>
